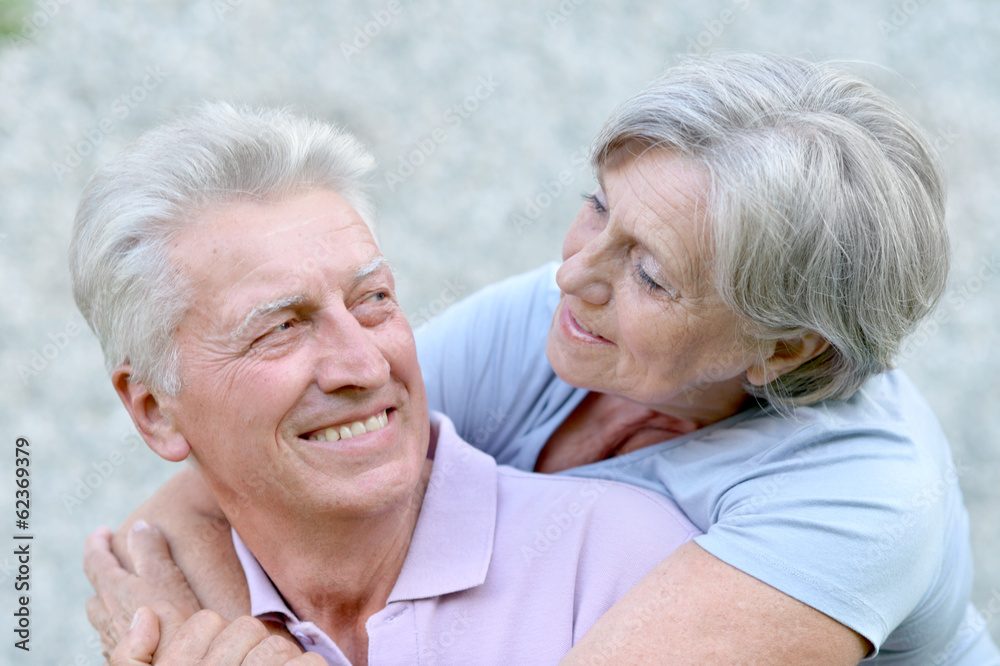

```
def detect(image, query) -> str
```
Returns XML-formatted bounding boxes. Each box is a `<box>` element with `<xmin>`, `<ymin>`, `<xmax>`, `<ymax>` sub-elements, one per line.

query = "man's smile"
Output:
<box><xmin>303</xmin><ymin>407</ymin><xmax>392</xmax><ymax>442</ymax></box>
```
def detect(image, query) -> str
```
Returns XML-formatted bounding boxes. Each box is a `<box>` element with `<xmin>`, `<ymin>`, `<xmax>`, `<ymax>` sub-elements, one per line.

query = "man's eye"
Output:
<box><xmin>361</xmin><ymin>289</ymin><xmax>394</xmax><ymax>306</ymax></box>
<box><xmin>258</xmin><ymin>319</ymin><xmax>297</xmax><ymax>342</ymax></box>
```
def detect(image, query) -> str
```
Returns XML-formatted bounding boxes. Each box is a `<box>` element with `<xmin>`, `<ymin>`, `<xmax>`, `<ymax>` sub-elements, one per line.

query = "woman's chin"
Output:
<box><xmin>545</xmin><ymin>330</ymin><xmax>603</xmax><ymax>392</ymax></box>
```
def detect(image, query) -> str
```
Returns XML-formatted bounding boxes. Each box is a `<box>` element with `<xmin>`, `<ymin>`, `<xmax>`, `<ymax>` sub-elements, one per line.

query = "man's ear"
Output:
<box><xmin>746</xmin><ymin>332</ymin><xmax>831</xmax><ymax>387</ymax></box>
<box><xmin>112</xmin><ymin>364</ymin><xmax>191</xmax><ymax>462</ymax></box>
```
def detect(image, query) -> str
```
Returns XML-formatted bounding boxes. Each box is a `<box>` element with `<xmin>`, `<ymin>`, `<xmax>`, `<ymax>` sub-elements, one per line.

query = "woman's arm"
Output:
<box><xmin>561</xmin><ymin>541</ymin><xmax>870</xmax><ymax>665</ymax></box>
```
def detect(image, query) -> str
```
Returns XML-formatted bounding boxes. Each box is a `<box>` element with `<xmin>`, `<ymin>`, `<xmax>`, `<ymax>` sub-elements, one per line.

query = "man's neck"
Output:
<box><xmin>225</xmin><ymin>459</ymin><xmax>432</xmax><ymax>665</ymax></box>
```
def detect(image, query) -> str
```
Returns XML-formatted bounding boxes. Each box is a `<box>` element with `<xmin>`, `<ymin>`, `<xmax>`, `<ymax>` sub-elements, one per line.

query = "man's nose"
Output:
<box><xmin>315</xmin><ymin>315</ymin><xmax>390</xmax><ymax>393</ymax></box>
<box><xmin>556</xmin><ymin>230</ymin><xmax>614</xmax><ymax>305</ymax></box>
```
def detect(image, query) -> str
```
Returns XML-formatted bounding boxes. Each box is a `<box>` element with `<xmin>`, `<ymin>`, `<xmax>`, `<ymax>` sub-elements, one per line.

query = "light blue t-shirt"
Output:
<box><xmin>415</xmin><ymin>263</ymin><xmax>1000</xmax><ymax>664</ymax></box>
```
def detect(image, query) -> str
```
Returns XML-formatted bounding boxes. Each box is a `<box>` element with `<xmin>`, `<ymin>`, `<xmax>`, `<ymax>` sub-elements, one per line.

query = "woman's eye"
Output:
<box><xmin>636</xmin><ymin>261</ymin><xmax>679</xmax><ymax>297</ymax></box>
<box><xmin>634</xmin><ymin>262</ymin><xmax>680</xmax><ymax>299</ymax></box>
<box><xmin>582</xmin><ymin>192</ymin><xmax>608</xmax><ymax>214</ymax></box>
<box><xmin>636</xmin><ymin>264</ymin><xmax>661</xmax><ymax>292</ymax></box>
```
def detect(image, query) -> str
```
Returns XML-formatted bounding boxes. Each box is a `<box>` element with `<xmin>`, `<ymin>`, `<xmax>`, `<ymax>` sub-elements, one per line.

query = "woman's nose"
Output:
<box><xmin>556</xmin><ymin>231</ymin><xmax>614</xmax><ymax>305</ymax></box>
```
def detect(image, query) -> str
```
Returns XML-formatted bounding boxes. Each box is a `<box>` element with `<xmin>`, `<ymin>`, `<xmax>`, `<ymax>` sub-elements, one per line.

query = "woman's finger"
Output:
<box><xmin>127</xmin><ymin>521</ymin><xmax>178</xmax><ymax>581</ymax></box>
<box><xmin>85</xmin><ymin>594</ymin><xmax>119</xmax><ymax>658</ymax></box>
<box><xmin>83</xmin><ymin>526</ymin><xmax>128</xmax><ymax>598</ymax></box>
<box><xmin>126</xmin><ymin>522</ymin><xmax>202</xmax><ymax>614</ymax></box>
<box><xmin>110</xmin><ymin>607</ymin><xmax>160</xmax><ymax>666</ymax></box>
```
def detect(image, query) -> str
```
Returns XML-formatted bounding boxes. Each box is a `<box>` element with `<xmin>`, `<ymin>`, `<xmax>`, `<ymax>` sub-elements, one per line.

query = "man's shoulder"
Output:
<box><xmin>494</xmin><ymin>464</ymin><xmax>699</xmax><ymax>548</ymax></box>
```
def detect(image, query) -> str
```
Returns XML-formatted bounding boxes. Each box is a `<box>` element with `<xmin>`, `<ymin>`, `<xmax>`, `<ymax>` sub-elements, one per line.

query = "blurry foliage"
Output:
<box><xmin>0</xmin><ymin>0</ymin><xmax>29</xmax><ymax>42</ymax></box>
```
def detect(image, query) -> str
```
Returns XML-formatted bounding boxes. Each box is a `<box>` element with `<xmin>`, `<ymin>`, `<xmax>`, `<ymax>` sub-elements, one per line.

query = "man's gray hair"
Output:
<box><xmin>70</xmin><ymin>102</ymin><xmax>376</xmax><ymax>396</ymax></box>
<box><xmin>593</xmin><ymin>53</ymin><xmax>948</xmax><ymax>407</ymax></box>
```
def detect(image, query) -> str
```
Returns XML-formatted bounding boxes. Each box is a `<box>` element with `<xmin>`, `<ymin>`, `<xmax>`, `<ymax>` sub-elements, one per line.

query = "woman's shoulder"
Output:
<box><xmin>731</xmin><ymin>369</ymin><xmax>952</xmax><ymax>468</ymax></box>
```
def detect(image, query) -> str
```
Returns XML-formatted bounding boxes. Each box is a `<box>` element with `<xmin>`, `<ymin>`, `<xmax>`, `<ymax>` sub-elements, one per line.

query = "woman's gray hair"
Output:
<box><xmin>70</xmin><ymin>102</ymin><xmax>377</xmax><ymax>396</ymax></box>
<box><xmin>593</xmin><ymin>53</ymin><xmax>948</xmax><ymax>407</ymax></box>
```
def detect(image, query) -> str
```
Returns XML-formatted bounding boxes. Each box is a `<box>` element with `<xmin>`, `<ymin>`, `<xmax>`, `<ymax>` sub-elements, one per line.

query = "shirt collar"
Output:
<box><xmin>232</xmin><ymin>411</ymin><xmax>498</xmax><ymax>620</ymax></box>
<box><xmin>388</xmin><ymin>411</ymin><xmax>497</xmax><ymax>601</ymax></box>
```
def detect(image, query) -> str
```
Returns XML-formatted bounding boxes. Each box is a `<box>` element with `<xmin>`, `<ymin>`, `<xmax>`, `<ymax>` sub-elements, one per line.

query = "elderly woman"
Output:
<box><xmin>88</xmin><ymin>54</ymin><xmax>1000</xmax><ymax>664</ymax></box>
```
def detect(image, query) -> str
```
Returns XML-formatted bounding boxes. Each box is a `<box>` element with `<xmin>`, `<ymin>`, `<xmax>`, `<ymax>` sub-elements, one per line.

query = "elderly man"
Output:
<box><xmin>72</xmin><ymin>103</ymin><xmax>697</xmax><ymax>664</ymax></box>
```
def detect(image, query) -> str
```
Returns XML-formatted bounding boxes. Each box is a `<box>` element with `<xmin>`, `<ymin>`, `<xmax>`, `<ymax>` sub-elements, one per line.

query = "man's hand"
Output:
<box><xmin>84</xmin><ymin>522</ymin><xmax>203</xmax><ymax>659</ymax></box>
<box><xmin>112</xmin><ymin>606</ymin><xmax>324</xmax><ymax>665</ymax></box>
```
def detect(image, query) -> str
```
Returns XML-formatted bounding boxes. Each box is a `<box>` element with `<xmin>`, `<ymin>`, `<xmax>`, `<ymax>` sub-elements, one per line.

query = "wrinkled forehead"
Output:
<box><xmin>177</xmin><ymin>189</ymin><xmax>374</xmax><ymax>269</ymax></box>
<box><xmin>599</xmin><ymin>145</ymin><xmax>712</xmax><ymax>228</ymax></box>
<box><xmin>165</xmin><ymin>190</ymin><xmax>382</xmax><ymax>326</ymax></box>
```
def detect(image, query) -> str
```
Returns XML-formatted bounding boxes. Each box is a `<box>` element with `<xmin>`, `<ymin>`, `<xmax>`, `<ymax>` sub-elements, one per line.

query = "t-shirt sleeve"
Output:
<box><xmin>690</xmin><ymin>423</ymin><xmax>954</xmax><ymax>651</ymax></box>
<box><xmin>414</xmin><ymin>264</ymin><xmax>560</xmax><ymax>459</ymax></box>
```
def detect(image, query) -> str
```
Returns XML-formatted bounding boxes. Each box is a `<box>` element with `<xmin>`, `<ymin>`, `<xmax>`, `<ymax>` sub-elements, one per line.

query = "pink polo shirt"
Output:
<box><xmin>233</xmin><ymin>411</ymin><xmax>699</xmax><ymax>665</ymax></box>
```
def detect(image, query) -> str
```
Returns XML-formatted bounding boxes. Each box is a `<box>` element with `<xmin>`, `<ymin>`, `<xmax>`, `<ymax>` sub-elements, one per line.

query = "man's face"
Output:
<box><xmin>157</xmin><ymin>189</ymin><xmax>429</xmax><ymax>521</ymax></box>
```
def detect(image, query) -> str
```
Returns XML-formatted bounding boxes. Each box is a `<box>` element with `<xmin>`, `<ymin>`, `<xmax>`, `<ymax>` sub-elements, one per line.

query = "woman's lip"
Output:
<box><xmin>560</xmin><ymin>301</ymin><xmax>612</xmax><ymax>344</ymax></box>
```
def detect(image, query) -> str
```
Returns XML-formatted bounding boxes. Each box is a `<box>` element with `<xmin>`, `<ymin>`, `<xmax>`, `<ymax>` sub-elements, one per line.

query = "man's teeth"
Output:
<box><xmin>308</xmin><ymin>410</ymin><xmax>389</xmax><ymax>442</ymax></box>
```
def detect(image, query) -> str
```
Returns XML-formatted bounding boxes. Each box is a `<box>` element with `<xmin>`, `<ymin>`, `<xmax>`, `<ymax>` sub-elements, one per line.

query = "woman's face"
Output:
<box><xmin>546</xmin><ymin>147</ymin><xmax>758</xmax><ymax>422</ymax></box>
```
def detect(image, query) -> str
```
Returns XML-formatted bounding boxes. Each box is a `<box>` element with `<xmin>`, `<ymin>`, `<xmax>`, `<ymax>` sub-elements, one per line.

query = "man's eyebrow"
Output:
<box><xmin>230</xmin><ymin>258</ymin><xmax>390</xmax><ymax>340</ymax></box>
<box><xmin>354</xmin><ymin>256</ymin><xmax>392</xmax><ymax>284</ymax></box>
<box><xmin>232</xmin><ymin>294</ymin><xmax>307</xmax><ymax>340</ymax></box>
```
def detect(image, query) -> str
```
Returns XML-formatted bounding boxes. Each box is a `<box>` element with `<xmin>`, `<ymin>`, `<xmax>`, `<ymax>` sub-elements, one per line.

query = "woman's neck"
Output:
<box><xmin>535</xmin><ymin>388</ymin><xmax>750</xmax><ymax>473</ymax></box>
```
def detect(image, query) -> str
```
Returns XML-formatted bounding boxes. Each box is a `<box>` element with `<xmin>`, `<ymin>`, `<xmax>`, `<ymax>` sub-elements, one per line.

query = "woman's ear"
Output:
<box><xmin>746</xmin><ymin>333</ymin><xmax>830</xmax><ymax>387</ymax></box>
<box><xmin>112</xmin><ymin>364</ymin><xmax>191</xmax><ymax>462</ymax></box>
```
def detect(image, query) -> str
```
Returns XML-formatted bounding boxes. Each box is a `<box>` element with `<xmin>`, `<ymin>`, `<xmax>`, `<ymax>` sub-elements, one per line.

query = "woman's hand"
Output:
<box><xmin>83</xmin><ymin>464</ymin><xmax>253</xmax><ymax>657</ymax></box>
<box><xmin>112</xmin><ymin>607</ymin><xmax>324</xmax><ymax>665</ymax></box>
<box><xmin>84</xmin><ymin>522</ymin><xmax>203</xmax><ymax>660</ymax></box>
